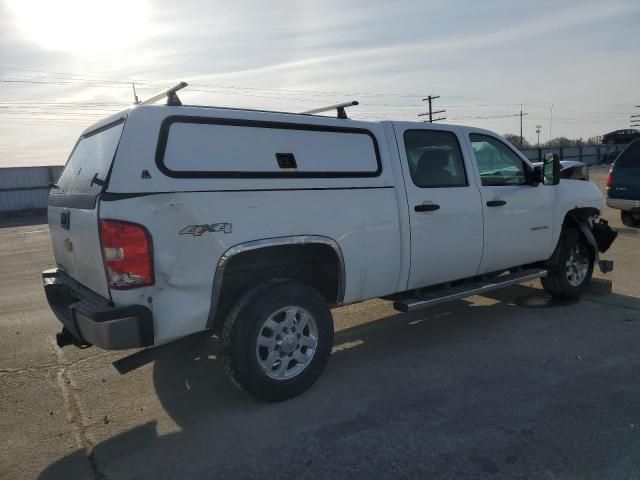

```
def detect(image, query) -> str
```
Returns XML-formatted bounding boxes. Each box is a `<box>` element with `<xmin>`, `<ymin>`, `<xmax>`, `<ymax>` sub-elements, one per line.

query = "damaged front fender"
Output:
<box><xmin>573</xmin><ymin>216</ymin><xmax>617</xmax><ymax>274</ymax></box>
<box><xmin>590</xmin><ymin>218</ymin><xmax>618</xmax><ymax>254</ymax></box>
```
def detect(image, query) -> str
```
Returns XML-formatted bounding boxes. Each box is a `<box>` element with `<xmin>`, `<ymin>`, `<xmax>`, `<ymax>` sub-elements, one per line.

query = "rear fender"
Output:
<box><xmin>206</xmin><ymin>236</ymin><xmax>346</xmax><ymax>331</ymax></box>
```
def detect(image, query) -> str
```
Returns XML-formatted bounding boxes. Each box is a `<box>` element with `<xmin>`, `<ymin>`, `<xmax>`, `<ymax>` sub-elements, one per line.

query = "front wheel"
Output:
<box><xmin>541</xmin><ymin>227</ymin><xmax>594</xmax><ymax>299</ymax></box>
<box><xmin>221</xmin><ymin>280</ymin><xmax>334</xmax><ymax>401</ymax></box>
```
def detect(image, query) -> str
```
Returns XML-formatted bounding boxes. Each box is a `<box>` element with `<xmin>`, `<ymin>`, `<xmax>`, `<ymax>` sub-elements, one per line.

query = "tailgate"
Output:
<box><xmin>47</xmin><ymin>119</ymin><xmax>125</xmax><ymax>298</ymax></box>
<box><xmin>48</xmin><ymin>206</ymin><xmax>110</xmax><ymax>297</ymax></box>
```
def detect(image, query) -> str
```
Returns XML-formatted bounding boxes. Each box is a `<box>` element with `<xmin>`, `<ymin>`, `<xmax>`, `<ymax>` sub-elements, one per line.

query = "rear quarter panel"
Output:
<box><xmin>101</xmin><ymin>188</ymin><xmax>401</xmax><ymax>344</ymax></box>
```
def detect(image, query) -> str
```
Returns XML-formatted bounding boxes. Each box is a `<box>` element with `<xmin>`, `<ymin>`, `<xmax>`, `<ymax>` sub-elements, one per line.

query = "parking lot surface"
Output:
<box><xmin>1</xmin><ymin>168</ymin><xmax>639</xmax><ymax>479</ymax></box>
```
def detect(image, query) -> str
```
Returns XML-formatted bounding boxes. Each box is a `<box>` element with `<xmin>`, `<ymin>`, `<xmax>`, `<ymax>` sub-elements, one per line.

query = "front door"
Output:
<box><xmin>395</xmin><ymin>124</ymin><xmax>484</xmax><ymax>290</ymax></box>
<box><xmin>467</xmin><ymin>132</ymin><xmax>554</xmax><ymax>274</ymax></box>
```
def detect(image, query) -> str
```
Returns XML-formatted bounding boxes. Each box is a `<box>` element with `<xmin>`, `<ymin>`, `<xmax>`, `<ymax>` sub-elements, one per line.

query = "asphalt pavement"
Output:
<box><xmin>1</xmin><ymin>167</ymin><xmax>639</xmax><ymax>479</ymax></box>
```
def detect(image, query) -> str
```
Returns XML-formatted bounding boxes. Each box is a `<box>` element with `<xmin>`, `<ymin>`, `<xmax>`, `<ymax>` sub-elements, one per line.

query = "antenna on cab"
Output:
<box><xmin>131</xmin><ymin>83</ymin><xmax>140</xmax><ymax>105</ymax></box>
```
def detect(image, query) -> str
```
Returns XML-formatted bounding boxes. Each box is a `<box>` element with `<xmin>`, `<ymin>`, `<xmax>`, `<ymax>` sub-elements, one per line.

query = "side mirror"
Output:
<box><xmin>543</xmin><ymin>153</ymin><xmax>560</xmax><ymax>185</ymax></box>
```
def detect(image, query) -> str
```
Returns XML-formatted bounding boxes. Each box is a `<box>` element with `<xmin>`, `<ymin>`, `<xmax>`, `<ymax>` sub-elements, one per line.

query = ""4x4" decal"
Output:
<box><xmin>179</xmin><ymin>223</ymin><xmax>232</xmax><ymax>236</ymax></box>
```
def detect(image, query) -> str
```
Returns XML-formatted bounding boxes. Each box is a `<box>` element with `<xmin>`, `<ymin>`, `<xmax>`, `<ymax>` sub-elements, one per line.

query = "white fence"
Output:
<box><xmin>0</xmin><ymin>166</ymin><xmax>63</xmax><ymax>213</ymax></box>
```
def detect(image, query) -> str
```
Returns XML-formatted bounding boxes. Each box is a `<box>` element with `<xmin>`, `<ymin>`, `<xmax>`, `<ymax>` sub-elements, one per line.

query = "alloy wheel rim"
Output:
<box><xmin>255</xmin><ymin>306</ymin><xmax>318</xmax><ymax>380</ymax></box>
<box><xmin>565</xmin><ymin>244</ymin><xmax>589</xmax><ymax>287</ymax></box>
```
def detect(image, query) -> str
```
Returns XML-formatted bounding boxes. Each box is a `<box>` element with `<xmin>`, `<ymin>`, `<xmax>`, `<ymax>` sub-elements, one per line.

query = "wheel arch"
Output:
<box><xmin>546</xmin><ymin>206</ymin><xmax>600</xmax><ymax>261</ymax></box>
<box><xmin>551</xmin><ymin>206</ymin><xmax>601</xmax><ymax>256</ymax></box>
<box><xmin>206</xmin><ymin>236</ymin><xmax>346</xmax><ymax>332</ymax></box>
<box><xmin>563</xmin><ymin>206</ymin><xmax>600</xmax><ymax>226</ymax></box>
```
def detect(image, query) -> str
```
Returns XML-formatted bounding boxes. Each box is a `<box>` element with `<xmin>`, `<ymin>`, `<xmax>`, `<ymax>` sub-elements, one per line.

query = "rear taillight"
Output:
<box><xmin>99</xmin><ymin>220</ymin><xmax>154</xmax><ymax>289</ymax></box>
<box><xmin>606</xmin><ymin>169</ymin><xmax>613</xmax><ymax>190</ymax></box>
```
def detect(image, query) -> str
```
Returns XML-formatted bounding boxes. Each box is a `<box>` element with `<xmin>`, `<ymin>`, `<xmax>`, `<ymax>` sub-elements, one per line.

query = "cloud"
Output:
<box><xmin>185</xmin><ymin>0</ymin><xmax>638</xmax><ymax>84</ymax></box>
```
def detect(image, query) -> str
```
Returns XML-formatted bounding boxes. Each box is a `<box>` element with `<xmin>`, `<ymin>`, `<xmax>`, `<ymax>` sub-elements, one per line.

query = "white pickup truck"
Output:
<box><xmin>43</xmin><ymin>86</ymin><xmax>616</xmax><ymax>401</ymax></box>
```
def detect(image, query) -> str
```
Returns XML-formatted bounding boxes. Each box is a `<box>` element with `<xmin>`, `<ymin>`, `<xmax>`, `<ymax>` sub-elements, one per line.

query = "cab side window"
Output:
<box><xmin>469</xmin><ymin>134</ymin><xmax>527</xmax><ymax>186</ymax></box>
<box><xmin>403</xmin><ymin>130</ymin><xmax>467</xmax><ymax>188</ymax></box>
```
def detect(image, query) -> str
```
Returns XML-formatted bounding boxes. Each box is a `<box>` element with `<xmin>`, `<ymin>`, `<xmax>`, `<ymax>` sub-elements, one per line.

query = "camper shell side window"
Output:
<box><xmin>154</xmin><ymin>116</ymin><xmax>382</xmax><ymax>178</ymax></box>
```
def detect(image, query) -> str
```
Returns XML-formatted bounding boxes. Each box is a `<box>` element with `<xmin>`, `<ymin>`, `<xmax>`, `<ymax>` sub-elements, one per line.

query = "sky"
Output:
<box><xmin>0</xmin><ymin>0</ymin><xmax>639</xmax><ymax>166</ymax></box>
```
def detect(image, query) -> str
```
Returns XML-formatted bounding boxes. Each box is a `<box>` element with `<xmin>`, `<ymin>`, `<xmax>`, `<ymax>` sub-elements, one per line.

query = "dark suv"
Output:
<box><xmin>606</xmin><ymin>139</ymin><xmax>640</xmax><ymax>227</ymax></box>
<box><xmin>602</xmin><ymin>129</ymin><xmax>640</xmax><ymax>145</ymax></box>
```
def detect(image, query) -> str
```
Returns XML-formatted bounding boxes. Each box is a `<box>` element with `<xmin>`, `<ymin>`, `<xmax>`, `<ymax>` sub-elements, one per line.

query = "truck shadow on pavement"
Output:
<box><xmin>38</xmin><ymin>285</ymin><xmax>640</xmax><ymax>480</ymax></box>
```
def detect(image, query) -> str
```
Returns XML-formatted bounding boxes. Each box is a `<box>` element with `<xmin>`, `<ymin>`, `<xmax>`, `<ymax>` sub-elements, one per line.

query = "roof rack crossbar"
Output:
<box><xmin>301</xmin><ymin>100</ymin><xmax>359</xmax><ymax>119</ymax></box>
<box><xmin>140</xmin><ymin>82</ymin><xmax>188</xmax><ymax>107</ymax></box>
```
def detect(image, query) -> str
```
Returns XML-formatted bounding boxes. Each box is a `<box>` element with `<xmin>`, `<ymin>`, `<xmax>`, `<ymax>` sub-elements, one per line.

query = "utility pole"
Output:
<box><xmin>418</xmin><ymin>95</ymin><xmax>446</xmax><ymax>123</ymax></box>
<box><xmin>632</xmin><ymin>105</ymin><xmax>640</xmax><ymax>128</ymax></box>
<box><xmin>518</xmin><ymin>104</ymin><xmax>528</xmax><ymax>148</ymax></box>
<box><xmin>535</xmin><ymin>125</ymin><xmax>542</xmax><ymax>147</ymax></box>
<box><xmin>549</xmin><ymin>103</ymin><xmax>553</xmax><ymax>143</ymax></box>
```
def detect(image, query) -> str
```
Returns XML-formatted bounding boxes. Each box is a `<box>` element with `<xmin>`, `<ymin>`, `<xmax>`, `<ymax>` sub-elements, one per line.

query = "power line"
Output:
<box><xmin>0</xmin><ymin>67</ymin><xmax>634</xmax><ymax>139</ymax></box>
<box><xmin>1</xmin><ymin>67</ymin><xmax>636</xmax><ymax>112</ymax></box>
<box><xmin>0</xmin><ymin>68</ymin><xmax>612</xmax><ymax>111</ymax></box>
<box><xmin>0</xmin><ymin>69</ymin><xmax>635</xmax><ymax>118</ymax></box>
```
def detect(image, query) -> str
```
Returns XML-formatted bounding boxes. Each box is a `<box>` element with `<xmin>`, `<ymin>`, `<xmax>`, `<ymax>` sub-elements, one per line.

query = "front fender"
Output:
<box><xmin>551</xmin><ymin>179</ymin><xmax>604</xmax><ymax>248</ymax></box>
<box><xmin>556</xmin><ymin>179</ymin><xmax>604</xmax><ymax>213</ymax></box>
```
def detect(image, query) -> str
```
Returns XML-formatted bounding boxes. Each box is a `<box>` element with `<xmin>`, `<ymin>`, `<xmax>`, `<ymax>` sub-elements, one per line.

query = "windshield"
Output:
<box><xmin>55</xmin><ymin>120</ymin><xmax>124</xmax><ymax>194</ymax></box>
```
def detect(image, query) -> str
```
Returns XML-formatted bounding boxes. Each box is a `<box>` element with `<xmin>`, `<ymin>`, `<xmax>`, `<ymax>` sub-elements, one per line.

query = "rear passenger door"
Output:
<box><xmin>395</xmin><ymin>125</ymin><xmax>484</xmax><ymax>289</ymax></box>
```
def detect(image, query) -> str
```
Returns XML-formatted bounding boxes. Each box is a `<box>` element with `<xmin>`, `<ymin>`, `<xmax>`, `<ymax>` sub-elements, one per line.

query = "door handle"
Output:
<box><xmin>415</xmin><ymin>203</ymin><xmax>440</xmax><ymax>212</ymax></box>
<box><xmin>486</xmin><ymin>200</ymin><xmax>506</xmax><ymax>207</ymax></box>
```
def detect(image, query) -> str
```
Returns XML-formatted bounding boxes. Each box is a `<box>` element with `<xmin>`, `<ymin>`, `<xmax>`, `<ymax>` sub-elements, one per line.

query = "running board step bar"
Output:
<box><xmin>393</xmin><ymin>268</ymin><xmax>548</xmax><ymax>313</ymax></box>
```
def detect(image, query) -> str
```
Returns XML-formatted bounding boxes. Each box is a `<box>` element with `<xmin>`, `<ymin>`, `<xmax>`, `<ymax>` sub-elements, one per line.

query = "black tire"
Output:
<box><xmin>541</xmin><ymin>227</ymin><xmax>594</xmax><ymax>299</ymax></box>
<box><xmin>621</xmin><ymin>211</ymin><xmax>640</xmax><ymax>228</ymax></box>
<box><xmin>221</xmin><ymin>280</ymin><xmax>334</xmax><ymax>401</ymax></box>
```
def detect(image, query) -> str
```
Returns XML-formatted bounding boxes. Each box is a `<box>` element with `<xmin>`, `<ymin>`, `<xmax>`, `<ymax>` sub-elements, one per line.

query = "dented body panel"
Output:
<box><xmin>548</xmin><ymin>178</ymin><xmax>604</xmax><ymax>248</ymax></box>
<box><xmin>100</xmin><ymin>188</ymin><xmax>402</xmax><ymax>344</ymax></box>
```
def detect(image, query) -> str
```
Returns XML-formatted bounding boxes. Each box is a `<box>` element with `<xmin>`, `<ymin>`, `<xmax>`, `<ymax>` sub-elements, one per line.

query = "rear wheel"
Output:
<box><xmin>621</xmin><ymin>211</ymin><xmax>640</xmax><ymax>228</ymax></box>
<box><xmin>541</xmin><ymin>227</ymin><xmax>594</xmax><ymax>299</ymax></box>
<box><xmin>221</xmin><ymin>280</ymin><xmax>334</xmax><ymax>401</ymax></box>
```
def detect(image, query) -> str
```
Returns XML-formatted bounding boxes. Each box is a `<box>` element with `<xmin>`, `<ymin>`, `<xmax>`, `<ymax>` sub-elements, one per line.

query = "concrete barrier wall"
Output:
<box><xmin>0</xmin><ymin>166</ymin><xmax>63</xmax><ymax>213</ymax></box>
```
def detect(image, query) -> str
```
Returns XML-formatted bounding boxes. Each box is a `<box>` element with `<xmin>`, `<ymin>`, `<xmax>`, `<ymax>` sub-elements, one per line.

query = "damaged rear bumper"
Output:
<box><xmin>42</xmin><ymin>268</ymin><xmax>154</xmax><ymax>349</ymax></box>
